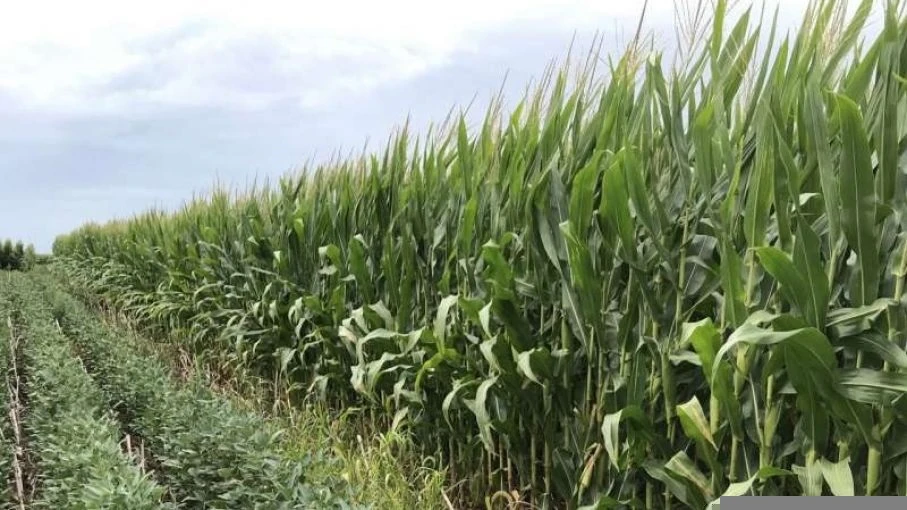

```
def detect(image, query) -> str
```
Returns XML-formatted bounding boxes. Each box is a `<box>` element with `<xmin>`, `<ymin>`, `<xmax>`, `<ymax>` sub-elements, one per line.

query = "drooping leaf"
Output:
<box><xmin>706</xmin><ymin>466</ymin><xmax>792</xmax><ymax>508</ymax></box>
<box><xmin>838</xmin><ymin>332</ymin><xmax>907</xmax><ymax>369</ymax></box>
<box><xmin>819</xmin><ymin>456</ymin><xmax>855</xmax><ymax>496</ymax></box>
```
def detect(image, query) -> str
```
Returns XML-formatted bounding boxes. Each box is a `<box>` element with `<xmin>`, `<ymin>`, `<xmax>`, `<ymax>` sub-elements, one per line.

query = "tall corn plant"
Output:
<box><xmin>53</xmin><ymin>0</ymin><xmax>907</xmax><ymax>507</ymax></box>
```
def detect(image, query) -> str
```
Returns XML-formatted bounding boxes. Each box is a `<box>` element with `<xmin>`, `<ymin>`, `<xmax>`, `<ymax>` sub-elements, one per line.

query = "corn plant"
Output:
<box><xmin>52</xmin><ymin>0</ymin><xmax>907</xmax><ymax>507</ymax></box>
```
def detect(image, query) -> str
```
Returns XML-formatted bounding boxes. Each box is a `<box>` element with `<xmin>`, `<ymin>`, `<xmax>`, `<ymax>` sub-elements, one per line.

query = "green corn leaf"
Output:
<box><xmin>577</xmin><ymin>497</ymin><xmax>622</xmax><ymax>510</ymax></box>
<box><xmin>826</xmin><ymin>298</ymin><xmax>894</xmax><ymax>327</ymax></box>
<box><xmin>467</xmin><ymin>376</ymin><xmax>498</xmax><ymax>452</ymax></box>
<box><xmin>515</xmin><ymin>347</ymin><xmax>555</xmax><ymax>385</ymax></box>
<box><xmin>819</xmin><ymin>456</ymin><xmax>855</xmax><ymax>496</ymax></box>
<box><xmin>602</xmin><ymin>406</ymin><xmax>666</xmax><ymax>469</ymax></box>
<box><xmin>414</xmin><ymin>348</ymin><xmax>458</xmax><ymax>391</ymax></box>
<box><xmin>714</xmin><ymin>324</ymin><xmax>833</xmax><ymax>385</ymax></box>
<box><xmin>803</xmin><ymin>81</ymin><xmax>840</xmax><ymax>246</ymax></box>
<box><xmin>442</xmin><ymin>378</ymin><xmax>478</xmax><ymax>427</ymax></box>
<box><xmin>826</xmin><ymin>298</ymin><xmax>894</xmax><ymax>338</ymax></box>
<box><xmin>433</xmin><ymin>295</ymin><xmax>459</xmax><ymax>349</ymax></box>
<box><xmin>714</xmin><ymin>322</ymin><xmax>877</xmax><ymax>449</ymax></box>
<box><xmin>719</xmin><ymin>237</ymin><xmax>747</xmax><ymax>328</ymax></box>
<box><xmin>665</xmin><ymin>451</ymin><xmax>713</xmax><ymax>503</ymax></box>
<box><xmin>684</xmin><ymin>318</ymin><xmax>721</xmax><ymax>384</ymax></box>
<box><xmin>706</xmin><ymin>467</ymin><xmax>792</xmax><ymax>508</ymax></box>
<box><xmin>825</xmin><ymin>0</ymin><xmax>873</xmax><ymax>84</ymax></box>
<box><xmin>796</xmin><ymin>381</ymin><xmax>830</xmax><ymax>454</ymax></box>
<box><xmin>676</xmin><ymin>396</ymin><xmax>717</xmax><ymax>450</ymax></box>
<box><xmin>792</xmin><ymin>221</ymin><xmax>829</xmax><ymax>328</ymax></box>
<box><xmin>793</xmin><ymin>458</ymin><xmax>824</xmax><ymax>496</ymax></box>
<box><xmin>561</xmin><ymin>222</ymin><xmax>603</xmax><ymax>342</ymax></box>
<box><xmin>600</xmin><ymin>154</ymin><xmax>636</xmax><ymax>263</ymax></box>
<box><xmin>756</xmin><ymin>247</ymin><xmax>816</xmax><ymax>325</ymax></box>
<box><xmin>692</xmin><ymin>102</ymin><xmax>717</xmax><ymax>194</ymax></box>
<box><xmin>836</xmin><ymin>93</ymin><xmax>879</xmax><ymax>306</ymax></box>
<box><xmin>873</xmin><ymin>8</ymin><xmax>900</xmax><ymax>206</ymax></box>
<box><xmin>838</xmin><ymin>332</ymin><xmax>907</xmax><ymax>369</ymax></box>
<box><xmin>569</xmin><ymin>151</ymin><xmax>603</xmax><ymax>236</ymax></box>
<box><xmin>624</xmin><ymin>148</ymin><xmax>670</xmax><ymax>261</ymax></box>
<box><xmin>838</xmin><ymin>368</ymin><xmax>907</xmax><ymax>405</ymax></box>
<box><xmin>743</xmin><ymin>107</ymin><xmax>775</xmax><ymax>248</ymax></box>
<box><xmin>644</xmin><ymin>460</ymin><xmax>704</xmax><ymax>510</ymax></box>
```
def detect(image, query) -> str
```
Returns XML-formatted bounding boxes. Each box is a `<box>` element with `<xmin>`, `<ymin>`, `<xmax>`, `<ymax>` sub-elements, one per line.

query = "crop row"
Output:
<box><xmin>0</xmin><ymin>282</ymin><xmax>19</xmax><ymax>508</ymax></box>
<box><xmin>29</xmin><ymin>272</ymin><xmax>360</xmax><ymax>509</ymax></box>
<box><xmin>2</xmin><ymin>271</ymin><xmax>167</xmax><ymax>508</ymax></box>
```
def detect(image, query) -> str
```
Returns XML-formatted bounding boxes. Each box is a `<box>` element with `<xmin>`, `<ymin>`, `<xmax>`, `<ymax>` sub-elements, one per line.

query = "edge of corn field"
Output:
<box><xmin>35</xmin><ymin>267</ymin><xmax>450</xmax><ymax>509</ymax></box>
<box><xmin>41</xmin><ymin>0</ymin><xmax>907</xmax><ymax>507</ymax></box>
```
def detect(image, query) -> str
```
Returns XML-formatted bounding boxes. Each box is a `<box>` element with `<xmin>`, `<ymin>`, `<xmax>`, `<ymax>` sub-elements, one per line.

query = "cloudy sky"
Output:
<box><xmin>0</xmin><ymin>0</ymin><xmax>832</xmax><ymax>251</ymax></box>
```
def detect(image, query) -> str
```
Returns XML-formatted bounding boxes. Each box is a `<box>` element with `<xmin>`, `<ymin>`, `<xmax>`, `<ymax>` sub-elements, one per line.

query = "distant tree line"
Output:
<box><xmin>0</xmin><ymin>239</ymin><xmax>36</xmax><ymax>270</ymax></box>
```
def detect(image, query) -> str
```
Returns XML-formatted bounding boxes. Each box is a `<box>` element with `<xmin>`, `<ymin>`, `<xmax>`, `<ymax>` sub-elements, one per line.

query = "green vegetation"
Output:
<box><xmin>0</xmin><ymin>241</ymin><xmax>34</xmax><ymax>272</ymax></box>
<box><xmin>47</xmin><ymin>272</ymin><xmax>447</xmax><ymax>510</ymax></box>
<box><xmin>272</xmin><ymin>400</ymin><xmax>448</xmax><ymax>510</ymax></box>
<box><xmin>28</xmin><ymin>272</ymin><xmax>361</xmax><ymax>509</ymax></box>
<box><xmin>35</xmin><ymin>0</ymin><xmax>907</xmax><ymax>508</ymax></box>
<box><xmin>0</xmin><ymin>269</ymin><xmax>440</xmax><ymax>509</ymax></box>
<box><xmin>0</xmin><ymin>271</ymin><xmax>384</xmax><ymax>508</ymax></box>
<box><xmin>0</xmin><ymin>289</ymin><xmax>18</xmax><ymax>508</ymax></box>
<box><xmin>2</xmin><ymin>272</ymin><xmax>167</xmax><ymax>508</ymax></box>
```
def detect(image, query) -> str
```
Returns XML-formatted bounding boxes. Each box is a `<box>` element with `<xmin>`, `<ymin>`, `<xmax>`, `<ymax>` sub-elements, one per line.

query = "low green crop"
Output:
<box><xmin>2</xmin><ymin>272</ymin><xmax>168</xmax><ymax>509</ymax></box>
<box><xmin>0</xmin><ymin>287</ymin><xmax>19</xmax><ymax>508</ymax></box>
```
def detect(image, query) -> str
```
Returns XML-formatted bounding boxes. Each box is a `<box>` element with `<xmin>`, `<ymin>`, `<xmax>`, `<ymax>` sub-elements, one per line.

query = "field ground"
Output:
<box><xmin>0</xmin><ymin>269</ymin><xmax>447</xmax><ymax>509</ymax></box>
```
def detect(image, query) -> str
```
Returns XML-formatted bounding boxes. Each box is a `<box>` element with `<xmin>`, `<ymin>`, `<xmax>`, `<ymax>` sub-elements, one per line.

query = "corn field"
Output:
<box><xmin>50</xmin><ymin>0</ymin><xmax>907</xmax><ymax>507</ymax></box>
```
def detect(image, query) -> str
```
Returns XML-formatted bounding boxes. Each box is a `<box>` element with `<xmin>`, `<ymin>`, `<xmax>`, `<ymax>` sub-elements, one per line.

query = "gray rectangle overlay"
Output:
<box><xmin>721</xmin><ymin>497</ymin><xmax>906</xmax><ymax>509</ymax></box>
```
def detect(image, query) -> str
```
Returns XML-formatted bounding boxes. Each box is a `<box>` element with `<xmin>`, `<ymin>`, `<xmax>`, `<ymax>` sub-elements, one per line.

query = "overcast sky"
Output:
<box><xmin>0</xmin><ymin>0</ymin><xmax>836</xmax><ymax>251</ymax></box>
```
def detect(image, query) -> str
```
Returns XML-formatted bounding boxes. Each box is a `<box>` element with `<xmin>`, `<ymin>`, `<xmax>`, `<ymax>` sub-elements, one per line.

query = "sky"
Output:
<box><xmin>0</xmin><ymin>0</ymin><xmax>836</xmax><ymax>252</ymax></box>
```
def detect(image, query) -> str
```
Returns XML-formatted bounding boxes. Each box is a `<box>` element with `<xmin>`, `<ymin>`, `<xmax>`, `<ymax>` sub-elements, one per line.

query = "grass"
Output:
<box><xmin>278</xmin><ymin>401</ymin><xmax>449</xmax><ymax>509</ymax></box>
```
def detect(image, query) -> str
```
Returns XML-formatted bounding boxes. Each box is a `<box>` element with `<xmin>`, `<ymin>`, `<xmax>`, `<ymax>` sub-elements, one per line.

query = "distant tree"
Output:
<box><xmin>0</xmin><ymin>239</ymin><xmax>11</xmax><ymax>269</ymax></box>
<box><xmin>12</xmin><ymin>241</ymin><xmax>24</xmax><ymax>270</ymax></box>
<box><xmin>0</xmin><ymin>239</ymin><xmax>36</xmax><ymax>271</ymax></box>
<box><xmin>24</xmin><ymin>244</ymin><xmax>36</xmax><ymax>270</ymax></box>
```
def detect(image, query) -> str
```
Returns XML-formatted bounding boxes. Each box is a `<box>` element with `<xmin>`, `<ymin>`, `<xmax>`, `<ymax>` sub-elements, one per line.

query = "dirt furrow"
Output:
<box><xmin>6</xmin><ymin>314</ymin><xmax>34</xmax><ymax>509</ymax></box>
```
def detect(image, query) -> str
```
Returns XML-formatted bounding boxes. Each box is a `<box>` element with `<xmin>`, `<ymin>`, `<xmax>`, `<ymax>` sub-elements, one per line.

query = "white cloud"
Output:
<box><xmin>0</xmin><ymin>0</ymin><xmax>674</xmax><ymax>115</ymax></box>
